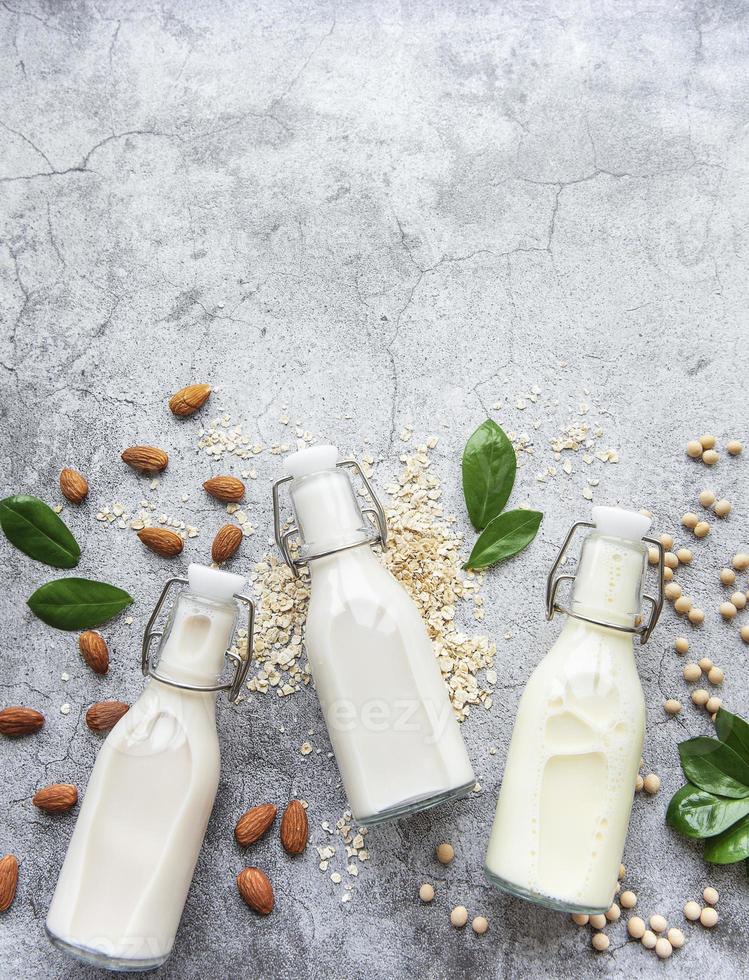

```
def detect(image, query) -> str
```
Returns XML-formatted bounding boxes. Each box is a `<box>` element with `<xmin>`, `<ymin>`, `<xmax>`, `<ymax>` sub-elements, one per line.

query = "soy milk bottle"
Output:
<box><xmin>45</xmin><ymin>564</ymin><xmax>255</xmax><ymax>970</ymax></box>
<box><xmin>273</xmin><ymin>446</ymin><xmax>475</xmax><ymax>824</ymax></box>
<box><xmin>484</xmin><ymin>507</ymin><xmax>664</xmax><ymax>913</ymax></box>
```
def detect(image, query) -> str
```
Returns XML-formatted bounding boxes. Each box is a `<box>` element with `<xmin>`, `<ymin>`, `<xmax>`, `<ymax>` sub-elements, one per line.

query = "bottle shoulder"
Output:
<box><xmin>524</xmin><ymin>620</ymin><xmax>641</xmax><ymax>684</ymax></box>
<box><xmin>305</xmin><ymin>549</ymin><xmax>428</xmax><ymax>642</ymax></box>
<box><xmin>309</xmin><ymin>548</ymin><xmax>410</xmax><ymax>599</ymax></box>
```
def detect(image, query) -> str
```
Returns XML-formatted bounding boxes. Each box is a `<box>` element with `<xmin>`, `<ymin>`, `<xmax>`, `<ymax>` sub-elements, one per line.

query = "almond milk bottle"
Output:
<box><xmin>484</xmin><ymin>507</ymin><xmax>664</xmax><ymax>913</ymax></box>
<box><xmin>45</xmin><ymin>564</ymin><xmax>255</xmax><ymax>971</ymax></box>
<box><xmin>273</xmin><ymin>446</ymin><xmax>475</xmax><ymax>824</ymax></box>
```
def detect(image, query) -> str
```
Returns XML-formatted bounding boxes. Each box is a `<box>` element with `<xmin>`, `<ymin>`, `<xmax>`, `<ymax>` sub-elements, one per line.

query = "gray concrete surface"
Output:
<box><xmin>1</xmin><ymin>0</ymin><xmax>748</xmax><ymax>977</ymax></box>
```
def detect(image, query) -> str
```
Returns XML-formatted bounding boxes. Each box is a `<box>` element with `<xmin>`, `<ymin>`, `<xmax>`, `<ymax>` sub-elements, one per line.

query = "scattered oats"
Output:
<box><xmin>516</xmin><ymin>398</ymin><xmax>527</xmax><ymax>410</ymax></box>
<box><xmin>60</xmin><ymin>703</ymin><xmax>70</xmax><ymax>715</ymax></box>
<box><xmin>341</xmin><ymin>892</ymin><xmax>352</xmax><ymax>903</ymax></box>
<box><xmin>181</xmin><ymin>493</ymin><xmax>189</xmax><ymax>503</ymax></box>
<box><xmin>61</xmin><ymin>672</ymin><xmax>70</xmax><ymax>682</ymax></box>
<box><xmin>331</xmin><ymin>872</ymin><xmax>342</xmax><ymax>884</ymax></box>
<box><xmin>596</xmin><ymin>449</ymin><xmax>619</xmax><ymax>463</ymax></box>
<box><xmin>319</xmin><ymin>861</ymin><xmax>329</xmax><ymax>871</ymax></box>
<box><xmin>486</xmin><ymin>668</ymin><xmax>497</xmax><ymax>685</ymax></box>
<box><xmin>582</xmin><ymin>487</ymin><xmax>594</xmax><ymax>500</ymax></box>
<box><xmin>300</xmin><ymin>741</ymin><xmax>313</xmax><ymax>756</ymax></box>
<box><xmin>125</xmin><ymin>616</ymin><xmax>133</xmax><ymax>625</ymax></box>
<box><xmin>347</xmin><ymin>864</ymin><xmax>359</xmax><ymax>876</ymax></box>
<box><xmin>53</xmin><ymin>503</ymin><xmax>63</xmax><ymax>514</ymax></box>
<box><xmin>150</xmin><ymin>479</ymin><xmax>158</xmax><ymax>489</ymax></box>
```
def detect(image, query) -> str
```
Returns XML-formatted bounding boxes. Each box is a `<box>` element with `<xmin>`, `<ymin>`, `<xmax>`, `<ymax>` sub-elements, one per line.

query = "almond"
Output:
<box><xmin>86</xmin><ymin>700</ymin><xmax>129</xmax><ymax>732</ymax></box>
<box><xmin>203</xmin><ymin>476</ymin><xmax>245</xmax><ymax>502</ymax></box>
<box><xmin>212</xmin><ymin>524</ymin><xmax>243</xmax><ymax>563</ymax></box>
<box><xmin>33</xmin><ymin>783</ymin><xmax>78</xmax><ymax>813</ymax></box>
<box><xmin>279</xmin><ymin>799</ymin><xmax>308</xmax><ymax>855</ymax></box>
<box><xmin>138</xmin><ymin>527</ymin><xmax>184</xmax><ymax>557</ymax></box>
<box><xmin>169</xmin><ymin>383</ymin><xmax>212</xmax><ymax>417</ymax></box>
<box><xmin>0</xmin><ymin>706</ymin><xmax>44</xmax><ymax>737</ymax></box>
<box><xmin>235</xmin><ymin>803</ymin><xmax>277</xmax><ymax>847</ymax></box>
<box><xmin>236</xmin><ymin>867</ymin><xmax>274</xmax><ymax>915</ymax></box>
<box><xmin>121</xmin><ymin>445</ymin><xmax>169</xmax><ymax>473</ymax></box>
<box><xmin>79</xmin><ymin>631</ymin><xmax>109</xmax><ymax>674</ymax></box>
<box><xmin>0</xmin><ymin>855</ymin><xmax>18</xmax><ymax>913</ymax></box>
<box><xmin>59</xmin><ymin>467</ymin><xmax>88</xmax><ymax>504</ymax></box>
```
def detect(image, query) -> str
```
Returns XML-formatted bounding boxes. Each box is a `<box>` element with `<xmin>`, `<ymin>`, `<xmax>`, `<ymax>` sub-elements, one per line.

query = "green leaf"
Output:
<box><xmin>715</xmin><ymin>707</ymin><xmax>749</xmax><ymax>763</ymax></box>
<box><xmin>464</xmin><ymin>508</ymin><xmax>543</xmax><ymax>569</ymax></box>
<box><xmin>666</xmin><ymin>783</ymin><xmax>749</xmax><ymax>839</ymax></box>
<box><xmin>679</xmin><ymin>737</ymin><xmax>749</xmax><ymax>799</ymax></box>
<box><xmin>27</xmin><ymin>578</ymin><xmax>133</xmax><ymax>630</ymax></box>
<box><xmin>0</xmin><ymin>495</ymin><xmax>80</xmax><ymax>569</ymax></box>
<box><xmin>704</xmin><ymin>813</ymin><xmax>749</xmax><ymax>864</ymax></box>
<box><xmin>462</xmin><ymin>419</ymin><xmax>517</xmax><ymax>531</ymax></box>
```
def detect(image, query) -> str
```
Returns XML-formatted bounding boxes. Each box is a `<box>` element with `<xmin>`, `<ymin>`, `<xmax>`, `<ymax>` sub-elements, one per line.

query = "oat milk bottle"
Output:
<box><xmin>484</xmin><ymin>507</ymin><xmax>664</xmax><ymax>913</ymax></box>
<box><xmin>273</xmin><ymin>446</ymin><xmax>475</xmax><ymax>824</ymax></box>
<box><xmin>45</xmin><ymin>564</ymin><xmax>254</xmax><ymax>971</ymax></box>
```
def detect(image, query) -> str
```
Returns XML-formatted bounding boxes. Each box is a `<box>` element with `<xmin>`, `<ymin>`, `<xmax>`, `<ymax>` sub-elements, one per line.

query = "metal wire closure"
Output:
<box><xmin>545</xmin><ymin>521</ymin><xmax>665</xmax><ymax>644</ymax></box>
<box><xmin>272</xmin><ymin>459</ymin><xmax>388</xmax><ymax>578</ymax></box>
<box><xmin>141</xmin><ymin>577</ymin><xmax>255</xmax><ymax>703</ymax></box>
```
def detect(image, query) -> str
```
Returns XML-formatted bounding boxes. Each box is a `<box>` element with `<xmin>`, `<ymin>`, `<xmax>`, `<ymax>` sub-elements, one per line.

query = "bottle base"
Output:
<box><xmin>483</xmin><ymin>866</ymin><xmax>608</xmax><ymax>915</ymax></box>
<box><xmin>356</xmin><ymin>779</ymin><xmax>476</xmax><ymax>827</ymax></box>
<box><xmin>45</xmin><ymin>925</ymin><xmax>170</xmax><ymax>972</ymax></box>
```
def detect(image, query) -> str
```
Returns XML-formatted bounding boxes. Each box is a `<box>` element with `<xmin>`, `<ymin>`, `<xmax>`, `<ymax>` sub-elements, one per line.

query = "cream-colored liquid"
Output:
<box><xmin>485</xmin><ymin>532</ymin><xmax>646</xmax><ymax>912</ymax></box>
<box><xmin>46</xmin><ymin>598</ymin><xmax>233</xmax><ymax>967</ymax></box>
<box><xmin>306</xmin><ymin>546</ymin><xmax>475</xmax><ymax>823</ymax></box>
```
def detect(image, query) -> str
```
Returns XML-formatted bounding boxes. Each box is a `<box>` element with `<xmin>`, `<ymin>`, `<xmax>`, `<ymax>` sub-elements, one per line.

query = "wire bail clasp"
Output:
<box><xmin>545</xmin><ymin>521</ymin><xmax>664</xmax><ymax>644</ymax></box>
<box><xmin>272</xmin><ymin>458</ymin><xmax>388</xmax><ymax>578</ymax></box>
<box><xmin>141</xmin><ymin>577</ymin><xmax>255</xmax><ymax>703</ymax></box>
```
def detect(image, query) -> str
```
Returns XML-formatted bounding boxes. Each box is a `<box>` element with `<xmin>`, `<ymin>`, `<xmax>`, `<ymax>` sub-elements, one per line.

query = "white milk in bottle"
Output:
<box><xmin>273</xmin><ymin>446</ymin><xmax>475</xmax><ymax>824</ymax></box>
<box><xmin>484</xmin><ymin>507</ymin><xmax>664</xmax><ymax>913</ymax></box>
<box><xmin>45</xmin><ymin>564</ymin><xmax>254</xmax><ymax>971</ymax></box>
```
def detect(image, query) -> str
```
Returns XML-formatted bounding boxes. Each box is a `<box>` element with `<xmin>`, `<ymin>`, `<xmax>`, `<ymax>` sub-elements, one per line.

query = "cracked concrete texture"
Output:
<box><xmin>1</xmin><ymin>0</ymin><xmax>748</xmax><ymax>976</ymax></box>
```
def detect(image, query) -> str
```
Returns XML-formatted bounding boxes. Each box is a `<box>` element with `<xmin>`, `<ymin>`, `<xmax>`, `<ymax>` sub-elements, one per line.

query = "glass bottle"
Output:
<box><xmin>45</xmin><ymin>564</ymin><xmax>254</xmax><ymax>971</ymax></box>
<box><xmin>484</xmin><ymin>506</ymin><xmax>664</xmax><ymax>913</ymax></box>
<box><xmin>273</xmin><ymin>445</ymin><xmax>475</xmax><ymax>825</ymax></box>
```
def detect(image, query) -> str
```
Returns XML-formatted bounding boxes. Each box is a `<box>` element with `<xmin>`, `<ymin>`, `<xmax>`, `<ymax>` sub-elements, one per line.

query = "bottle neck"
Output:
<box><xmin>155</xmin><ymin>592</ymin><xmax>237</xmax><ymax>692</ymax></box>
<box><xmin>570</xmin><ymin>532</ymin><xmax>646</xmax><ymax>630</ymax></box>
<box><xmin>289</xmin><ymin>467</ymin><xmax>377</xmax><ymax>561</ymax></box>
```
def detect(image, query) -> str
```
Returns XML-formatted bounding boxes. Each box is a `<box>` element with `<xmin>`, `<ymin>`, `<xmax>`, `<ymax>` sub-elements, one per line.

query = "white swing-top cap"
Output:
<box><xmin>592</xmin><ymin>505</ymin><xmax>651</xmax><ymax>542</ymax></box>
<box><xmin>188</xmin><ymin>563</ymin><xmax>246</xmax><ymax>602</ymax></box>
<box><xmin>284</xmin><ymin>444</ymin><xmax>339</xmax><ymax>479</ymax></box>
